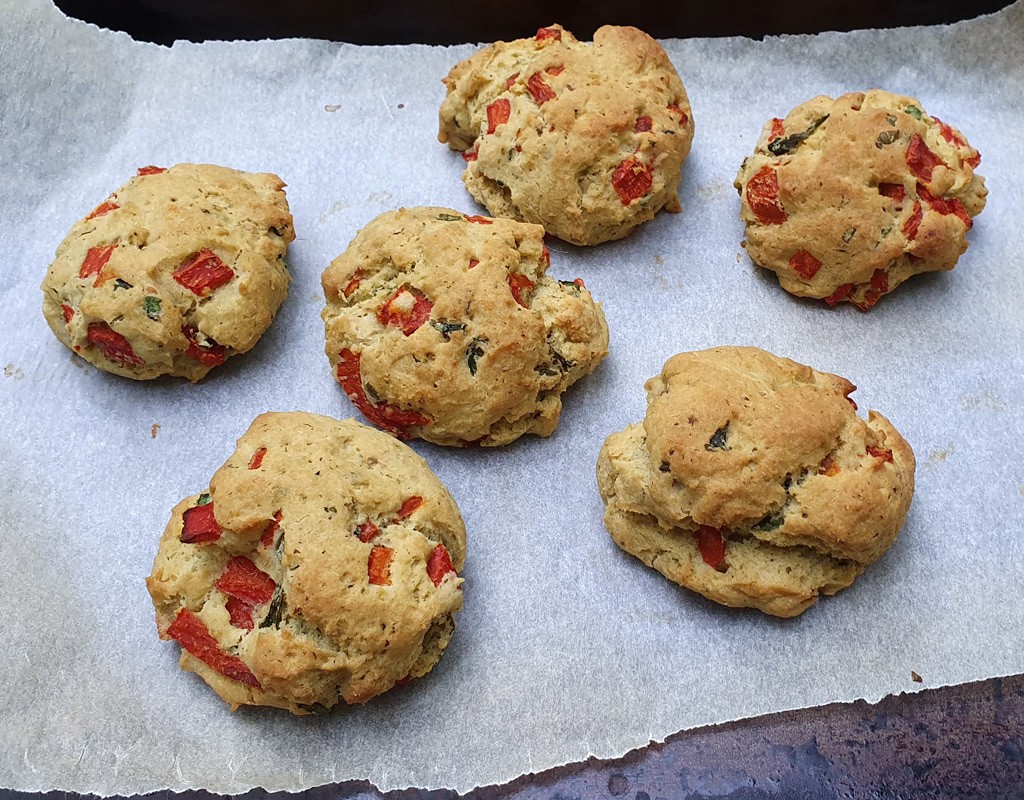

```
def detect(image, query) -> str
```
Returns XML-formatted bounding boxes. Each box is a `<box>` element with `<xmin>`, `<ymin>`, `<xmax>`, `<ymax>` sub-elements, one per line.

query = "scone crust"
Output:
<box><xmin>146</xmin><ymin>412</ymin><xmax>467</xmax><ymax>713</ymax></box>
<box><xmin>734</xmin><ymin>90</ymin><xmax>986</xmax><ymax>309</ymax></box>
<box><xmin>41</xmin><ymin>163</ymin><xmax>294</xmax><ymax>380</ymax></box>
<box><xmin>439</xmin><ymin>24</ymin><xmax>694</xmax><ymax>246</ymax></box>
<box><xmin>597</xmin><ymin>347</ymin><xmax>915</xmax><ymax>617</ymax></box>
<box><xmin>321</xmin><ymin>207</ymin><xmax>609</xmax><ymax>446</ymax></box>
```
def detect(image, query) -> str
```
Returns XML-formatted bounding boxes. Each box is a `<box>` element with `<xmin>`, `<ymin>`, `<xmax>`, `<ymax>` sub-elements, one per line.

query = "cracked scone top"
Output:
<box><xmin>41</xmin><ymin>163</ymin><xmax>293</xmax><ymax>380</ymax></box>
<box><xmin>596</xmin><ymin>347</ymin><xmax>915</xmax><ymax>617</ymax></box>
<box><xmin>321</xmin><ymin>207</ymin><xmax>609</xmax><ymax>446</ymax></box>
<box><xmin>438</xmin><ymin>24</ymin><xmax>694</xmax><ymax>246</ymax></box>
<box><xmin>146</xmin><ymin>412</ymin><xmax>466</xmax><ymax>713</ymax></box>
<box><xmin>734</xmin><ymin>90</ymin><xmax>986</xmax><ymax>309</ymax></box>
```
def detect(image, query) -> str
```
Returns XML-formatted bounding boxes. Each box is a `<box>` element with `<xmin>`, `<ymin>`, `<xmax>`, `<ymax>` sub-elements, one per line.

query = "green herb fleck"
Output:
<box><xmin>431</xmin><ymin>321</ymin><xmax>466</xmax><ymax>341</ymax></box>
<box><xmin>885</xmin><ymin>114</ymin><xmax>897</xmax><ymax>126</ymax></box>
<box><xmin>875</xmin><ymin>130</ymin><xmax>899</xmax><ymax>149</ymax></box>
<box><xmin>552</xmin><ymin>350</ymin><xmax>576</xmax><ymax>373</ymax></box>
<box><xmin>659</xmin><ymin>462</ymin><xmax>671</xmax><ymax>473</ymax></box>
<box><xmin>259</xmin><ymin>587</ymin><xmax>285</xmax><ymax>629</ymax></box>
<box><xmin>144</xmin><ymin>296</ymin><xmax>161</xmax><ymax>320</ymax></box>
<box><xmin>437</xmin><ymin>213</ymin><xmax>464</xmax><ymax>222</ymax></box>
<box><xmin>752</xmin><ymin>513</ymin><xmax>784</xmax><ymax>532</ymax></box>
<box><xmin>296</xmin><ymin>702</ymin><xmax>331</xmax><ymax>715</ymax></box>
<box><xmin>196</xmin><ymin>492</ymin><xmax>211</xmax><ymax>506</ymax></box>
<box><xmin>113</xmin><ymin>279</ymin><xmax>133</xmax><ymax>291</ymax></box>
<box><xmin>767</xmin><ymin>115</ymin><xmax>829</xmax><ymax>156</ymax></box>
<box><xmin>904</xmin><ymin>105</ymin><xmax>923</xmax><ymax>120</ymax></box>
<box><xmin>466</xmin><ymin>337</ymin><xmax>488</xmax><ymax>375</ymax></box>
<box><xmin>705</xmin><ymin>424</ymin><xmax>729</xmax><ymax>451</ymax></box>
<box><xmin>558</xmin><ymin>279</ymin><xmax>582</xmax><ymax>295</ymax></box>
<box><xmin>842</xmin><ymin>228</ymin><xmax>857</xmax><ymax>244</ymax></box>
<box><xmin>880</xmin><ymin>226</ymin><xmax>893</xmax><ymax>239</ymax></box>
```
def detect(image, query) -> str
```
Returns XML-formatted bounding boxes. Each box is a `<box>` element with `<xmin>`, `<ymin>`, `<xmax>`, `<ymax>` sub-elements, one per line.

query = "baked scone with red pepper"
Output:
<box><xmin>596</xmin><ymin>347</ymin><xmax>915</xmax><ymax>618</ymax></box>
<box><xmin>321</xmin><ymin>207</ymin><xmax>609</xmax><ymax>446</ymax></box>
<box><xmin>734</xmin><ymin>90</ymin><xmax>986</xmax><ymax>309</ymax></box>
<box><xmin>41</xmin><ymin>163</ymin><xmax>293</xmax><ymax>380</ymax></box>
<box><xmin>146</xmin><ymin>412</ymin><xmax>466</xmax><ymax>713</ymax></box>
<box><xmin>438</xmin><ymin>24</ymin><xmax>694</xmax><ymax>246</ymax></box>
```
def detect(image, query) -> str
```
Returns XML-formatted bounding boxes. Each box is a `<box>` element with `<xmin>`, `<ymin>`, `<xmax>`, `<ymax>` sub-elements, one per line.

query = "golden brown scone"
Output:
<box><xmin>734</xmin><ymin>90</ymin><xmax>986</xmax><ymax>309</ymax></box>
<box><xmin>321</xmin><ymin>207</ymin><xmax>609</xmax><ymax>446</ymax></box>
<box><xmin>596</xmin><ymin>347</ymin><xmax>915</xmax><ymax>617</ymax></box>
<box><xmin>41</xmin><ymin>163</ymin><xmax>293</xmax><ymax>380</ymax></box>
<box><xmin>438</xmin><ymin>24</ymin><xmax>694</xmax><ymax>246</ymax></box>
<box><xmin>146</xmin><ymin>412</ymin><xmax>466</xmax><ymax>713</ymax></box>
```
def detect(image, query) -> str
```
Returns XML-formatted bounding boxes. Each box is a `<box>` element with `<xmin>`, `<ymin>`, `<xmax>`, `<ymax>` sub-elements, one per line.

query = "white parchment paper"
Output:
<box><xmin>2</xmin><ymin>0</ymin><xmax>1023</xmax><ymax>793</ymax></box>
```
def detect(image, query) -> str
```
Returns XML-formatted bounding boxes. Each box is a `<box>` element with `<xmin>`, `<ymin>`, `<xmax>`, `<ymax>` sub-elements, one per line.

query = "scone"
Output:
<box><xmin>438</xmin><ymin>24</ymin><xmax>694</xmax><ymax>246</ymax></box>
<box><xmin>596</xmin><ymin>347</ymin><xmax>915</xmax><ymax>617</ymax></box>
<box><xmin>734</xmin><ymin>90</ymin><xmax>986</xmax><ymax>309</ymax></box>
<box><xmin>146</xmin><ymin>412</ymin><xmax>466</xmax><ymax>713</ymax></box>
<box><xmin>41</xmin><ymin>163</ymin><xmax>293</xmax><ymax>380</ymax></box>
<box><xmin>321</xmin><ymin>207</ymin><xmax>609</xmax><ymax>446</ymax></box>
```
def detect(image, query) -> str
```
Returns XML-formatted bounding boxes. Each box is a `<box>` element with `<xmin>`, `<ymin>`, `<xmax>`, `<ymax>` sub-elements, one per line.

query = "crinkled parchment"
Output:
<box><xmin>1</xmin><ymin>0</ymin><xmax>1022</xmax><ymax>793</ymax></box>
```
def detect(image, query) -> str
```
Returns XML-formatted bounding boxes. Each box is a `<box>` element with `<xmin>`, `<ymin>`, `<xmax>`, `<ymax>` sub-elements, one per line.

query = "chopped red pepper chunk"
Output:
<box><xmin>260</xmin><ymin>511</ymin><xmax>282</xmax><ymax>548</ymax></box>
<box><xmin>368</xmin><ymin>545</ymin><xmax>394</xmax><ymax>585</ymax></box>
<box><xmin>789</xmin><ymin>250</ymin><xmax>822</xmax><ymax>280</ymax></box>
<box><xmin>79</xmin><ymin>244</ymin><xmax>116</xmax><ymax>281</ymax></box>
<box><xmin>667</xmin><ymin>103</ymin><xmax>688</xmax><ymax>127</ymax></box>
<box><xmin>541</xmin><ymin>242</ymin><xmax>551</xmax><ymax>266</ymax></box>
<box><xmin>356</xmin><ymin>519</ymin><xmax>381</xmax><ymax>543</ymax></box>
<box><xmin>397</xmin><ymin>496</ymin><xmax>423</xmax><ymax>519</ymax></box>
<box><xmin>469</xmin><ymin>258</ymin><xmax>480</xmax><ymax>269</ymax></box>
<box><xmin>852</xmin><ymin>269</ymin><xmax>891</xmax><ymax>312</ymax></box>
<box><xmin>527</xmin><ymin>73</ymin><xmax>556</xmax><ymax>104</ymax></box>
<box><xmin>60</xmin><ymin>304</ymin><xmax>75</xmax><ymax>324</ymax></box>
<box><xmin>769</xmin><ymin>118</ymin><xmax>785</xmax><ymax>141</ymax></box>
<box><xmin>248</xmin><ymin>447</ymin><xmax>267</xmax><ymax>470</ymax></box>
<box><xmin>745</xmin><ymin>166</ymin><xmax>787</xmax><ymax>225</ymax></box>
<box><xmin>87</xmin><ymin>200</ymin><xmax>119</xmax><ymax>220</ymax></box>
<box><xmin>634</xmin><ymin>115</ymin><xmax>653</xmax><ymax>133</ymax></box>
<box><xmin>343</xmin><ymin>272</ymin><xmax>363</xmax><ymax>298</ymax></box>
<box><xmin>819</xmin><ymin>456</ymin><xmax>841</xmax><ymax>477</ymax></box>
<box><xmin>225</xmin><ymin>597</ymin><xmax>255</xmax><ymax>630</ymax></box>
<box><xmin>166</xmin><ymin>608</ymin><xmax>261</xmax><ymax>687</ymax></box>
<box><xmin>536</xmin><ymin>26</ymin><xmax>561</xmax><ymax>41</ymax></box>
<box><xmin>932</xmin><ymin>117</ymin><xmax>966</xmax><ymax>147</ymax></box>
<box><xmin>462</xmin><ymin>146</ymin><xmax>479</xmax><ymax>162</ymax></box>
<box><xmin>173</xmin><ymin>249</ymin><xmax>234</xmax><ymax>296</ymax></box>
<box><xmin>916</xmin><ymin>184</ymin><xmax>972</xmax><ymax>229</ymax></box>
<box><xmin>335</xmin><ymin>349</ymin><xmax>430</xmax><ymax>437</ymax></box>
<box><xmin>965</xmin><ymin>153</ymin><xmax>981</xmax><ymax>169</ymax></box>
<box><xmin>181</xmin><ymin>501</ymin><xmax>222</xmax><ymax>543</ymax></box>
<box><xmin>824</xmin><ymin>283</ymin><xmax>855</xmax><ymax>307</ymax></box>
<box><xmin>508</xmin><ymin>272</ymin><xmax>536</xmax><ymax>307</ymax></box>
<box><xmin>612</xmin><ymin>156</ymin><xmax>653</xmax><ymax>205</ymax></box>
<box><xmin>906</xmin><ymin>134</ymin><xmax>945</xmax><ymax>183</ymax></box>
<box><xmin>86</xmin><ymin>322</ymin><xmax>145</xmax><ymax>366</ymax></box>
<box><xmin>693</xmin><ymin>526</ymin><xmax>726</xmax><ymax>570</ymax></box>
<box><xmin>867</xmin><ymin>445</ymin><xmax>894</xmax><ymax>463</ymax></box>
<box><xmin>137</xmin><ymin>165</ymin><xmax>167</xmax><ymax>176</ymax></box>
<box><xmin>216</xmin><ymin>555</ymin><xmax>276</xmax><ymax>606</ymax></box>
<box><xmin>902</xmin><ymin>201</ymin><xmax>923</xmax><ymax>241</ymax></box>
<box><xmin>545</xmin><ymin>65</ymin><xmax>565</xmax><ymax>76</ymax></box>
<box><xmin>486</xmin><ymin>99</ymin><xmax>511</xmax><ymax>135</ymax></box>
<box><xmin>427</xmin><ymin>544</ymin><xmax>456</xmax><ymax>586</ymax></box>
<box><xmin>870</xmin><ymin>268</ymin><xmax>890</xmax><ymax>293</ymax></box>
<box><xmin>573</xmin><ymin>277</ymin><xmax>586</xmax><ymax>289</ymax></box>
<box><xmin>182</xmin><ymin>326</ymin><xmax>227</xmax><ymax>366</ymax></box>
<box><xmin>376</xmin><ymin>285</ymin><xmax>433</xmax><ymax>336</ymax></box>
<box><xmin>505</xmin><ymin>72</ymin><xmax>519</xmax><ymax>89</ymax></box>
<box><xmin>878</xmin><ymin>183</ymin><xmax>906</xmax><ymax>203</ymax></box>
<box><xmin>466</xmin><ymin>215</ymin><xmax>492</xmax><ymax>224</ymax></box>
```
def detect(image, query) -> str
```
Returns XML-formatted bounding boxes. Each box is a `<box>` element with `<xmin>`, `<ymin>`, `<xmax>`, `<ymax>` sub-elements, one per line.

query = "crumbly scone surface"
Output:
<box><xmin>597</xmin><ymin>347</ymin><xmax>916</xmax><ymax>617</ymax></box>
<box><xmin>41</xmin><ymin>163</ymin><xmax>293</xmax><ymax>380</ymax></box>
<box><xmin>146</xmin><ymin>412</ymin><xmax>466</xmax><ymax>713</ymax></box>
<box><xmin>734</xmin><ymin>90</ymin><xmax>986</xmax><ymax>309</ymax></box>
<box><xmin>321</xmin><ymin>207</ymin><xmax>609</xmax><ymax>446</ymax></box>
<box><xmin>439</xmin><ymin>24</ymin><xmax>694</xmax><ymax>246</ymax></box>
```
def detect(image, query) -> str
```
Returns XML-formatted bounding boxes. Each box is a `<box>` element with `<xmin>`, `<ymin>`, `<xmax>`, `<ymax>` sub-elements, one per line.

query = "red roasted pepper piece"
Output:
<box><xmin>225</xmin><ymin>597</ymin><xmax>255</xmax><ymax>630</ymax></box>
<box><xmin>87</xmin><ymin>322</ymin><xmax>145</xmax><ymax>366</ymax></box>
<box><xmin>61</xmin><ymin>304</ymin><xmax>75</xmax><ymax>324</ymax></box>
<box><xmin>819</xmin><ymin>456</ymin><xmax>841</xmax><ymax>477</ymax></box>
<box><xmin>137</xmin><ymin>166</ymin><xmax>166</xmax><ymax>176</ymax></box>
<box><xmin>80</xmin><ymin>244</ymin><xmax>116</xmax><ymax>281</ymax></box>
<box><xmin>902</xmin><ymin>201</ymin><xmax>923</xmax><ymax>241</ymax></box>
<box><xmin>540</xmin><ymin>242</ymin><xmax>551</xmax><ymax>266</ymax></box>
<box><xmin>825</xmin><ymin>283</ymin><xmax>854</xmax><ymax>307</ymax></box>
<box><xmin>906</xmin><ymin>134</ymin><xmax>944</xmax><ymax>182</ymax></box>
<box><xmin>469</xmin><ymin>259</ymin><xmax>480</xmax><ymax>269</ymax></box>
<box><xmin>667</xmin><ymin>103</ymin><xmax>688</xmax><ymax>126</ymax></box>
<box><xmin>545</xmin><ymin>65</ymin><xmax>565</xmax><ymax>76</ymax></box>
<box><xmin>466</xmin><ymin>215</ymin><xmax>492</xmax><ymax>224</ymax></box>
<box><xmin>260</xmin><ymin>511</ymin><xmax>282</xmax><ymax>548</ymax></box>
<box><xmin>462</xmin><ymin>146</ymin><xmax>479</xmax><ymax>162</ymax></box>
<box><xmin>216</xmin><ymin>555</ymin><xmax>276</xmax><ymax>606</ymax></box>
<box><xmin>789</xmin><ymin>250</ymin><xmax>821</xmax><ymax>280</ymax></box>
<box><xmin>612</xmin><ymin>156</ymin><xmax>652</xmax><ymax>205</ymax></box>
<box><xmin>173</xmin><ymin>249</ymin><xmax>234</xmax><ymax>296</ymax></box>
<box><xmin>397</xmin><ymin>496</ymin><xmax>423</xmax><ymax>519</ymax></box>
<box><xmin>745</xmin><ymin>166</ymin><xmax>787</xmax><ymax>225</ymax></box>
<box><xmin>368</xmin><ymin>545</ymin><xmax>394</xmax><ymax>585</ymax></box>
<box><xmin>343</xmin><ymin>272</ymin><xmax>363</xmax><ymax>298</ymax></box>
<box><xmin>853</xmin><ymin>269</ymin><xmax>890</xmax><ymax>311</ymax></box>
<box><xmin>769</xmin><ymin>118</ymin><xmax>785</xmax><ymax>141</ymax></box>
<box><xmin>508</xmin><ymin>272</ymin><xmax>535</xmax><ymax>307</ymax></box>
<box><xmin>527</xmin><ymin>73</ymin><xmax>556</xmax><ymax>104</ymax></box>
<box><xmin>878</xmin><ymin>183</ymin><xmax>906</xmax><ymax>202</ymax></box>
<box><xmin>181</xmin><ymin>500</ymin><xmax>221</xmax><ymax>543</ymax></box>
<box><xmin>693</xmin><ymin>526</ymin><xmax>726</xmax><ymax>570</ymax></box>
<box><xmin>867</xmin><ymin>445</ymin><xmax>894</xmax><ymax>463</ymax></box>
<box><xmin>634</xmin><ymin>116</ymin><xmax>653</xmax><ymax>133</ymax></box>
<box><xmin>335</xmin><ymin>349</ymin><xmax>430</xmax><ymax>437</ymax></box>
<box><xmin>917</xmin><ymin>184</ymin><xmax>972</xmax><ymax>229</ymax></box>
<box><xmin>248</xmin><ymin>447</ymin><xmax>267</xmax><ymax>470</ymax></box>
<box><xmin>356</xmin><ymin>519</ymin><xmax>381</xmax><ymax>543</ymax></box>
<box><xmin>536</xmin><ymin>26</ymin><xmax>561</xmax><ymax>41</ymax></box>
<box><xmin>182</xmin><ymin>326</ymin><xmax>227</xmax><ymax>366</ymax></box>
<box><xmin>505</xmin><ymin>72</ymin><xmax>519</xmax><ymax>89</ymax></box>
<box><xmin>427</xmin><ymin>544</ymin><xmax>456</xmax><ymax>586</ymax></box>
<box><xmin>87</xmin><ymin>200</ymin><xmax>119</xmax><ymax>220</ymax></box>
<box><xmin>487</xmin><ymin>99</ymin><xmax>511</xmax><ymax>134</ymax></box>
<box><xmin>166</xmin><ymin>608</ymin><xmax>261</xmax><ymax>687</ymax></box>
<box><xmin>376</xmin><ymin>286</ymin><xmax>433</xmax><ymax>336</ymax></box>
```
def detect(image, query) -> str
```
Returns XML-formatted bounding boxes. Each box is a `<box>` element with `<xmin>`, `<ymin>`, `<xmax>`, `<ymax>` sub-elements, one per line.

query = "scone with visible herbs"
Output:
<box><xmin>734</xmin><ymin>90</ymin><xmax>986</xmax><ymax>309</ymax></box>
<box><xmin>146</xmin><ymin>412</ymin><xmax>466</xmax><ymax>713</ymax></box>
<box><xmin>321</xmin><ymin>207</ymin><xmax>609</xmax><ymax>446</ymax></box>
<box><xmin>597</xmin><ymin>347</ymin><xmax>915</xmax><ymax>617</ymax></box>
<box><xmin>439</xmin><ymin>24</ymin><xmax>694</xmax><ymax>246</ymax></box>
<box><xmin>41</xmin><ymin>163</ymin><xmax>293</xmax><ymax>380</ymax></box>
